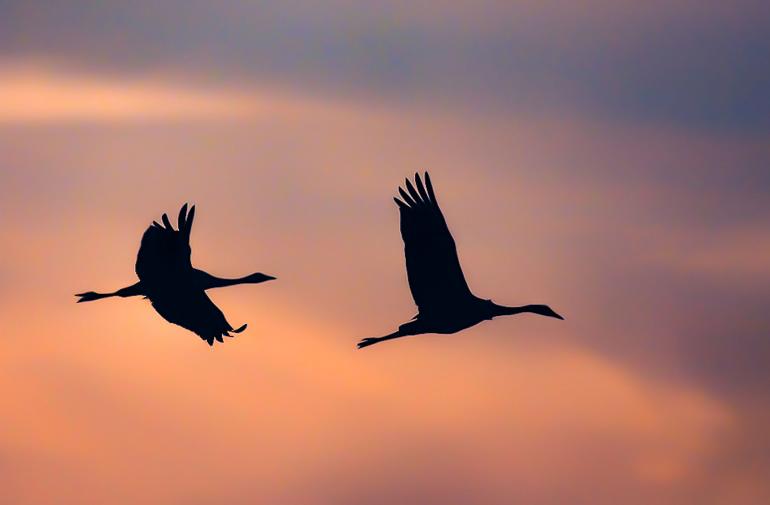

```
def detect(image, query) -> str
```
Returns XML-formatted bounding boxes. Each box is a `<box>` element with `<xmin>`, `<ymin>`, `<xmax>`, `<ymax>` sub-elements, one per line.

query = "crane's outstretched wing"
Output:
<box><xmin>135</xmin><ymin>203</ymin><xmax>196</xmax><ymax>282</ymax></box>
<box><xmin>394</xmin><ymin>173</ymin><xmax>474</xmax><ymax>315</ymax></box>
<box><xmin>149</xmin><ymin>288</ymin><xmax>247</xmax><ymax>346</ymax></box>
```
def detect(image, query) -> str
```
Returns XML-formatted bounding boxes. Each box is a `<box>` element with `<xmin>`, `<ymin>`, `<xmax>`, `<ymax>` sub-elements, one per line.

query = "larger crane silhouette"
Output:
<box><xmin>76</xmin><ymin>204</ymin><xmax>275</xmax><ymax>345</ymax></box>
<box><xmin>357</xmin><ymin>173</ymin><xmax>563</xmax><ymax>349</ymax></box>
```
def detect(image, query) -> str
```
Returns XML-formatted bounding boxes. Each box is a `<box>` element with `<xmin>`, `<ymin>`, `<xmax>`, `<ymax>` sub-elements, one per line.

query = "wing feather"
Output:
<box><xmin>398</xmin><ymin>187</ymin><xmax>417</xmax><ymax>207</ymax></box>
<box><xmin>177</xmin><ymin>203</ymin><xmax>188</xmax><ymax>230</ymax></box>
<box><xmin>183</xmin><ymin>205</ymin><xmax>195</xmax><ymax>238</ymax></box>
<box><xmin>414</xmin><ymin>173</ymin><xmax>430</xmax><ymax>201</ymax></box>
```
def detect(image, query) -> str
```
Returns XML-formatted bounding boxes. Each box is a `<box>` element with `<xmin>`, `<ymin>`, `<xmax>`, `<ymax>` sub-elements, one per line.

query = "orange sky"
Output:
<box><xmin>1</xmin><ymin>2</ymin><xmax>769</xmax><ymax>504</ymax></box>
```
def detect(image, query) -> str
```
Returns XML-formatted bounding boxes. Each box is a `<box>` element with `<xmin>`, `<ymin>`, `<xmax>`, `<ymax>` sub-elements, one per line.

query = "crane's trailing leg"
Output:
<box><xmin>357</xmin><ymin>330</ymin><xmax>406</xmax><ymax>349</ymax></box>
<box><xmin>76</xmin><ymin>282</ymin><xmax>144</xmax><ymax>303</ymax></box>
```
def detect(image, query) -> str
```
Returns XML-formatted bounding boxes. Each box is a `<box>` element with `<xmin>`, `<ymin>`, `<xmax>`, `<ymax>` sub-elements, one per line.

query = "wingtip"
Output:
<box><xmin>161</xmin><ymin>213</ymin><xmax>173</xmax><ymax>230</ymax></box>
<box><xmin>424</xmin><ymin>171</ymin><xmax>436</xmax><ymax>201</ymax></box>
<box><xmin>185</xmin><ymin>205</ymin><xmax>196</xmax><ymax>234</ymax></box>
<box><xmin>178</xmin><ymin>203</ymin><xmax>188</xmax><ymax>229</ymax></box>
<box><xmin>404</xmin><ymin>177</ymin><xmax>422</xmax><ymax>204</ymax></box>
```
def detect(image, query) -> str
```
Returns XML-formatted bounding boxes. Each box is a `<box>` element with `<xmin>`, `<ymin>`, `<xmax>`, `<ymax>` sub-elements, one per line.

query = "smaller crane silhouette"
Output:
<box><xmin>358</xmin><ymin>173</ymin><xmax>563</xmax><ymax>349</ymax></box>
<box><xmin>76</xmin><ymin>204</ymin><xmax>275</xmax><ymax>345</ymax></box>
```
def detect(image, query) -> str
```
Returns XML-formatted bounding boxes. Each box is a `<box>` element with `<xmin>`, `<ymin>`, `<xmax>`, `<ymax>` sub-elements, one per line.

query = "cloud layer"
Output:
<box><xmin>2</xmin><ymin>0</ymin><xmax>769</xmax><ymax>131</ymax></box>
<box><xmin>1</xmin><ymin>2</ymin><xmax>769</xmax><ymax>503</ymax></box>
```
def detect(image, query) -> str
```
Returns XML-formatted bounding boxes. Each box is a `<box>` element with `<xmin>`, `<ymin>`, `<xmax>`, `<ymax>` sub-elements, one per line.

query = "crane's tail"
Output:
<box><xmin>357</xmin><ymin>330</ymin><xmax>404</xmax><ymax>349</ymax></box>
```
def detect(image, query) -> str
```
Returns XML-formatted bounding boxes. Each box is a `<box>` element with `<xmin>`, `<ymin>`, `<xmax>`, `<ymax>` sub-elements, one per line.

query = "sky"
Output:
<box><xmin>0</xmin><ymin>1</ymin><xmax>769</xmax><ymax>504</ymax></box>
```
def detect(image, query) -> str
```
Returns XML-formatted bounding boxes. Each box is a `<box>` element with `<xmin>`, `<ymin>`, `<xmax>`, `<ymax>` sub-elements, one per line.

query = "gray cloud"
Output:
<box><xmin>2</xmin><ymin>1</ymin><xmax>769</xmax><ymax>132</ymax></box>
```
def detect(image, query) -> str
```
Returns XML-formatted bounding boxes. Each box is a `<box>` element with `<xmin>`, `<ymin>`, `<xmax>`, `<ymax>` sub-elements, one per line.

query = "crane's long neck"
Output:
<box><xmin>492</xmin><ymin>303</ymin><xmax>564</xmax><ymax>320</ymax></box>
<box><xmin>195</xmin><ymin>269</ymin><xmax>275</xmax><ymax>290</ymax></box>
<box><xmin>491</xmin><ymin>305</ymin><xmax>529</xmax><ymax>317</ymax></box>
<box><xmin>205</xmin><ymin>275</ymin><xmax>253</xmax><ymax>288</ymax></box>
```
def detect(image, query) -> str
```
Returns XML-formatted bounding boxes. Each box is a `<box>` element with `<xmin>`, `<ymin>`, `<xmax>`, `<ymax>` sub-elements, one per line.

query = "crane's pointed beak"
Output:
<box><xmin>542</xmin><ymin>306</ymin><xmax>564</xmax><ymax>320</ymax></box>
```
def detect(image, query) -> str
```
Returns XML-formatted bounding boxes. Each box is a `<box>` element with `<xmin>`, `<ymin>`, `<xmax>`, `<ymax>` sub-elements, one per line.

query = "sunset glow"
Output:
<box><xmin>1</xmin><ymin>1</ymin><xmax>768</xmax><ymax>504</ymax></box>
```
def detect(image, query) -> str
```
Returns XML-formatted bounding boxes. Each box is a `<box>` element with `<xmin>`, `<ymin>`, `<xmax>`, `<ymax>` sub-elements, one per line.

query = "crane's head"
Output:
<box><xmin>244</xmin><ymin>272</ymin><xmax>276</xmax><ymax>284</ymax></box>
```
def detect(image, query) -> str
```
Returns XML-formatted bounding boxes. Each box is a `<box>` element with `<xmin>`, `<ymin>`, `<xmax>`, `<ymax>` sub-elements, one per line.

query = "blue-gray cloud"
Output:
<box><xmin>2</xmin><ymin>0</ymin><xmax>768</xmax><ymax>132</ymax></box>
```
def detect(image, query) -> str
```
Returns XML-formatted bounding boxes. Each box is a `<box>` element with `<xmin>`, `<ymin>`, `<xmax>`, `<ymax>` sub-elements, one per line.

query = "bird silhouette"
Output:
<box><xmin>76</xmin><ymin>204</ymin><xmax>275</xmax><ymax>345</ymax></box>
<box><xmin>357</xmin><ymin>173</ymin><xmax>563</xmax><ymax>349</ymax></box>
